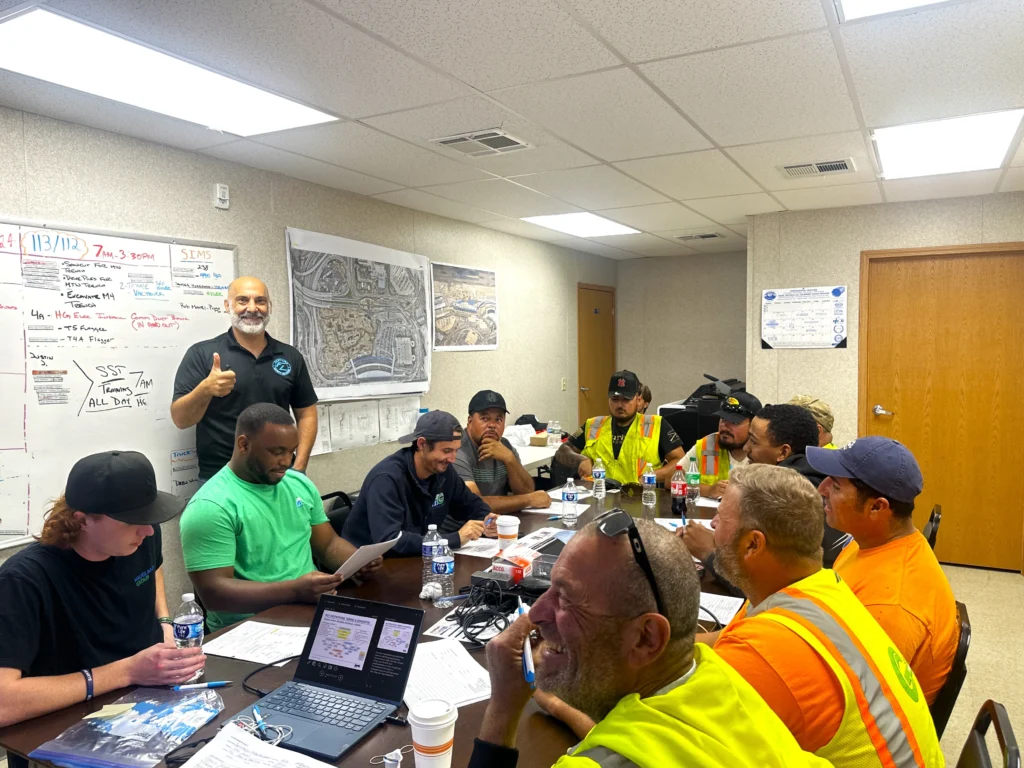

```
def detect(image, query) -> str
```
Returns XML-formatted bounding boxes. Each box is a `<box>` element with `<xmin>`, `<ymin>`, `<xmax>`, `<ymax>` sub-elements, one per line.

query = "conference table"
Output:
<box><xmin>0</xmin><ymin>488</ymin><xmax>722</xmax><ymax>768</ymax></box>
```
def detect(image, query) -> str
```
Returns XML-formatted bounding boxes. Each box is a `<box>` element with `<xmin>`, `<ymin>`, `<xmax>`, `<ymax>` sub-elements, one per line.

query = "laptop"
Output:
<box><xmin>230</xmin><ymin>595</ymin><xmax>424</xmax><ymax>761</ymax></box>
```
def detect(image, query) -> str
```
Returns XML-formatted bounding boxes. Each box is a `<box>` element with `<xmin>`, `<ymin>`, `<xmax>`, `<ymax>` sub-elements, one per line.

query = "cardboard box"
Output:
<box><xmin>491</xmin><ymin>545</ymin><xmax>540</xmax><ymax>585</ymax></box>
<box><xmin>490</xmin><ymin>559</ymin><xmax>532</xmax><ymax>584</ymax></box>
<box><xmin>529</xmin><ymin>434</ymin><xmax>549</xmax><ymax>447</ymax></box>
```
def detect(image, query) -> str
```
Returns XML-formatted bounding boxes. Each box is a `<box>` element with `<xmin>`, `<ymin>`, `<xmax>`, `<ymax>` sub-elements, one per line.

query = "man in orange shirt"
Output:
<box><xmin>708</xmin><ymin>464</ymin><xmax>943</xmax><ymax>768</ymax></box>
<box><xmin>807</xmin><ymin>437</ymin><xmax>958</xmax><ymax>705</ymax></box>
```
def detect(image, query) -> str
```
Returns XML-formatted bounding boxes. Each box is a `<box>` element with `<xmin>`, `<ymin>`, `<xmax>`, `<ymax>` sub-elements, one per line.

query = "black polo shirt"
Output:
<box><xmin>173</xmin><ymin>329</ymin><xmax>317</xmax><ymax>478</ymax></box>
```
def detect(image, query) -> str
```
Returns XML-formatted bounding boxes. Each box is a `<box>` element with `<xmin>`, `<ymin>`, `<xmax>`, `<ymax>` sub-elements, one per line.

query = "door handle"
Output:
<box><xmin>580</xmin><ymin>386</ymin><xmax>590</xmax><ymax>392</ymax></box>
<box><xmin>873</xmin><ymin>404</ymin><xmax>894</xmax><ymax>416</ymax></box>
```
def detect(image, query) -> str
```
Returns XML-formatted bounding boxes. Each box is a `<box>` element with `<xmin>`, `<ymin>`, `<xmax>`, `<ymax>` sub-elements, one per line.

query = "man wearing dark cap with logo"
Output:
<box><xmin>558</xmin><ymin>370</ymin><xmax>684</xmax><ymax>485</ymax></box>
<box><xmin>807</xmin><ymin>437</ymin><xmax>958</xmax><ymax>706</ymax></box>
<box><xmin>456</xmin><ymin>390</ymin><xmax>551</xmax><ymax>514</ymax></box>
<box><xmin>679</xmin><ymin>391</ymin><xmax>762</xmax><ymax>498</ymax></box>
<box><xmin>0</xmin><ymin>452</ymin><xmax>206</xmax><ymax>733</ymax></box>
<box><xmin>343</xmin><ymin>410</ymin><xmax>498</xmax><ymax>556</ymax></box>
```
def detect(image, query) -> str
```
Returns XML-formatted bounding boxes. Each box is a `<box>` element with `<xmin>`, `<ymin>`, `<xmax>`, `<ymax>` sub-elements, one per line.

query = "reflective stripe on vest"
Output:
<box><xmin>641</xmin><ymin>414</ymin><xmax>654</xmax><ymax>438</ymax></box>
<box><xmin>747</xmin><ymin>592</ymin><xmax>925</xmax><ymax>768</ymax></box>
<box><xmin>574</xmin><ymin>746</ymin><xmax>640</xmax><ymax>767</ymax></box>
<box><xmin>701</xmin><ymin>432</ymin><xmax>719</xmax><ymax>478</ymax></box>
<box><xmin>588</xmin><ymin>415</ymin><xmax>608</xmax><ymax>441</ymax></box>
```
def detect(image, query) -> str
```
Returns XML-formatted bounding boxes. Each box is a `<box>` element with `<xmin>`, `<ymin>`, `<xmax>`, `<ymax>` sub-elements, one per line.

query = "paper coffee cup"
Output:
<box><xmin>496</xmin><ymin>515</ymin><xmax>520</xmax><ymax>552</ymax></box>
<box><xmin>408</xmin><ymin>699</ymin><xmax>458</xmax><ymax>768</ymax></box>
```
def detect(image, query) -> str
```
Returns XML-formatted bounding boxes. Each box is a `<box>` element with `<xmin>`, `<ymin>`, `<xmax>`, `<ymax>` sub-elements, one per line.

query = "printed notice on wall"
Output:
<box><xmin>761</xmin><ymin>286</ymin><xmax>847</xmax><ymax>350</ymax></box>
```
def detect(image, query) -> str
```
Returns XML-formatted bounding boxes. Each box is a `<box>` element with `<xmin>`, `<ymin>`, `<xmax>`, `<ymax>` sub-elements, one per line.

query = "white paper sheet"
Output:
<box><xmin>453</xmin><ymin>537</ymin><xmax>502</xmax><ymax>559</ymax></box>
<box><xmin>521</xmin><ymin>502</ymin><xmax>587</xmax><ymax>514</ymax></box>
<box><xmin>334</xmin><ymin>532</ymin><xmax>402</xmax><ymax>579</ymax></box>
<box><xmin>700</xmin><ymin>593</ymin><xmax>746</xmax><ymax>627</ymax></box>
<box><xmin>547</xmin><ymin>485</ymin><xmax>594</xmax><ymax>501</ymax></box>
<box><xmin>377</xmin><ymin>395</ymin><xmax>420</xmax><ymax>443</ymax></box>
<box><xmin>655</xmin><ymin>518</ymin><xmax>712</xmax><ymax>532</ymax></box>
<box><xmin>327</xmin><ymin>400</ymin><xmax>380</xmax><ymax>450</ymax></box>
<box><xmin>201</xmin><ymin>622</ymin><xmax>310</xmax><ymax>667</ymax></box>
<box><xmin>181</xmin><ymin>718</ymin><xmax>333</xmax><ymax>768</ymax></box>
<box><xmin>309</xmin><ymin>404</ymin><xmax>332</xmax><ymax>457</ymax></box>
<box><xmin>696</xmin><ymin>497</ymin><xmax>721</xmax><ymax>509</ymax></box>
<box><xmin>404</xmin><ymin>638</ymin><xmax>491</xmax><ymax>709</ymax></box>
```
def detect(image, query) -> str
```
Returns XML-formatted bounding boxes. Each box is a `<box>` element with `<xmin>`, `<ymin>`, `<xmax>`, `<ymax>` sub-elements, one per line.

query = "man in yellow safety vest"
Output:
<box><xmin>556</xmin><ymin>370</ymin><xmax>684</xmax><ymax>486</ymax></box>
<box><xmin>679</xmin><ymin>390</ymin><xmax>762</xmax><ymax>497</ymax></box>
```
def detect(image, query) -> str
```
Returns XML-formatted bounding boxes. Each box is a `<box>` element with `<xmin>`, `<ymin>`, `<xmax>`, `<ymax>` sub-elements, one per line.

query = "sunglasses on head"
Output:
<box><xmin>593</xmin><ymin>508</ymin><xmax>666</xmax><ymax>616</ymax></box>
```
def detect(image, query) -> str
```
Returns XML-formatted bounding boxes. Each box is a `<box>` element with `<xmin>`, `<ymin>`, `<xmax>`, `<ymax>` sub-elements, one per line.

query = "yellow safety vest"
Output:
<box><xmin>824</xmin><ymin>442</ymin><xmax>838</xmax><ymax>450</ymax></box>
<box><xmin>695</xmin><ymin>432</ymin><xmax>732</xmax><ymax>486</ymax></box>
<box><xmin>554</xmin><ymin>644</ymin><xmax>830</xmax><ymax>768</ymax></box>
<box><xmin>741</xmin><ymin>570</ymin><xmax>944</xmax><ymax>768</ymax></box>
<box><xmin>581</xmin><ymin>414</ymin><xmax>662</xmax><ymax>485</ymax></box>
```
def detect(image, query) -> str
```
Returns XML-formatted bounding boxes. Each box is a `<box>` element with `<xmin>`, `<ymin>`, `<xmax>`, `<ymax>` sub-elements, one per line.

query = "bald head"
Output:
<box><xmin>226</xmin><ymin>276</ymin><xmax>271</xmax><ymax>336</ymax></box>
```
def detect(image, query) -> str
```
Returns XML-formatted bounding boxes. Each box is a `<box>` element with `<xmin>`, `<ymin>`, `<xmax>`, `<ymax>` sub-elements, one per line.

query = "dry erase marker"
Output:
<box><xmin>518</xmin><ymin>598</ymin><xmax>535</xmax><ymax>689</ymax></box>
<box><xmin>172</xmin><ymin>681</ymin><xmax>231</xmax><ymax>691</ymax></box>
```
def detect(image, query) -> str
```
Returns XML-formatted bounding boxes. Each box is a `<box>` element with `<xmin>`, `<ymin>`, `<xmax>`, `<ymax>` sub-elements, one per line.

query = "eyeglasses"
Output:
<box><xmin>593</xmin><ymin>508</ymin><xmax>666</xmax><ymax>616</ymax></box>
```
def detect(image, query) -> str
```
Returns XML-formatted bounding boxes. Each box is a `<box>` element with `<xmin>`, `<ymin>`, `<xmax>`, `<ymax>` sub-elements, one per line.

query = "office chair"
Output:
<box><xmin>923</xmin><ymin>504</ymin><xmax>942</xmax><ymax>550</ymax></box>
<box><xmin>956</xmin><ymin>700</ymin><xmax>1020</xmax><ymax>768</ymax></box>
<box><xmin>931</xmin><ymin>600</ymin><xmax>972</xmax><ymax>739</ymax></box>
<box><xmin>322</xmin><ymin>491</ymin><xmax>354</xmax><ymax>536</ymax></box>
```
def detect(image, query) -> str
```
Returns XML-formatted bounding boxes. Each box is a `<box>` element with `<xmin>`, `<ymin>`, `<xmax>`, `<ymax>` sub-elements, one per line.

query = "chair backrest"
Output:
<box><xmin>956</xmin><ymin>700</ymin><xmax>1021</xmax><ymax>768</ymax></box>
<box><xmin>923</xmin><ymin>504</ymin><xmax>942</xmax><ymax>549</ymax></box>
<box><xmin>932</xmin><ymin>600</ymin><xmax>972</xmax><ymax>738</ymax></box>
<box><xmin>321</xmin><ymin>491</ymin><xmax>353</xmax><ymax>536</ymax></box>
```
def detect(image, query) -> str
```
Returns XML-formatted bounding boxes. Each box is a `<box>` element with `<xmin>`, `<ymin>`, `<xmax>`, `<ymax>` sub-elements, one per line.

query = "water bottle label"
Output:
<box><xmin>431</xmin><ymin>558</ymin><xmax>455</xmax><ymax>576</ymax></box>
<box><xmin>562</xmin><ymin>491</ymin><xmax>577</xmax><ymax>503</ymax></box>
<box><xmin>592</xmin><ymin>469</ymin><xmax>605</xmax><ymax>480</ymax></box>
<box><xmin>422</xmin><ymin>543</ymin><xmax>439</xmax><ymax>558</ymax></box>
<box><xmin>643</xmin><ymin>475</ymin><xmax>656</xmax><ymax>487</ymax></box>
<box><xmin>173</xmin><ymin>621</ymin><xmax>203</xmax><ymax>641</ymax></box>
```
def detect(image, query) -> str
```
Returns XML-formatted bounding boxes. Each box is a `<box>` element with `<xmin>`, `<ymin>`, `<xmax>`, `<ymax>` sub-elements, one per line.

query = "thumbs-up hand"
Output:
<box><xmin>204</xmin><ymin>352</ymin><xmax>236</xmax><ymax>397</ymax></box>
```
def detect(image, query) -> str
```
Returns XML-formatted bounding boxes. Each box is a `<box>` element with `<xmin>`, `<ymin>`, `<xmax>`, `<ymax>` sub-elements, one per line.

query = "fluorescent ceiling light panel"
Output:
<box><xmin>0</xmin><ymin>9</ymin><xmax>336</xmax><ymax>136</ymax></box>
<box><xmin>836</xmin><ymin>0</ymin><xmax>949</xmax><ymax>21</ymax></box>
<box><xmin>521</xmin><ymin>213</ymin><xmax>639</xmax><ymax>238</ymax></box>
<box><xmin>873</xmin><ymin>110</ymin><xmax>1024</xmax><ymax>179</ymax></box>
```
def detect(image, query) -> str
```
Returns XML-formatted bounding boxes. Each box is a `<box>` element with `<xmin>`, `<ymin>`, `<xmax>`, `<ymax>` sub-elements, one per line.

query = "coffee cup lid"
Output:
<box><xmin>408</xmin><ymin>698</ymin><xmax>457</xmax><ymax>727</ymax></box>
<box><xmin>496</xmin><ymin>515</ymin><xmax>520</xmax><ymax>526</ymax></box>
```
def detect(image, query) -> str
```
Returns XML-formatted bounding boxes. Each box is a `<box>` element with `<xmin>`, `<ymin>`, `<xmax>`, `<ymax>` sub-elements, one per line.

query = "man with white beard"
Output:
<box><xmin>172</xmin><ymin>277</ymin><xmax>319</xmax><ymax>484</ymax></box>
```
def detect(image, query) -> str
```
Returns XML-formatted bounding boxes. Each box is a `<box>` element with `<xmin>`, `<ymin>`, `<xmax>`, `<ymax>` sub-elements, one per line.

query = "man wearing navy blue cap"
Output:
<box><xmin>807</xmin><ymin>437</ymin><xmax>958</xmax><ymax>706</ymax></box>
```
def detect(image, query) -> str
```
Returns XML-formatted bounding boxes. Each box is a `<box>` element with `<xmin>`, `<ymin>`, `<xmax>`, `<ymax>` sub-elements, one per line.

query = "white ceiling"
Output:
<box><xmin>0</xmin><ymin>0</ymin><xmax>1022</xmax><ymax>260</ymax></box>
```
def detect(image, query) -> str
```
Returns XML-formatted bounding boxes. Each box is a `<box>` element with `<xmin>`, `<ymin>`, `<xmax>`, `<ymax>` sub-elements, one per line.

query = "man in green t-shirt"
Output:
<box><xmin>180</xmin><ymin>403</ymin><xmax>379</xmax><ymax>631</ymax></box>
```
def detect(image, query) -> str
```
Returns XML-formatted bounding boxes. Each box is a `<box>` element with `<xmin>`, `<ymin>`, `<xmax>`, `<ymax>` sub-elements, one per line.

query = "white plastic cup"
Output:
<box><xmin>496</xmin><ymin>515</ymin><xmax>520</xmax><ymax>552</ymax></box>
<box><xmin>408</xmin><ymin>699</ymin><xmax>458</xmax><ymax>768</ymax></box>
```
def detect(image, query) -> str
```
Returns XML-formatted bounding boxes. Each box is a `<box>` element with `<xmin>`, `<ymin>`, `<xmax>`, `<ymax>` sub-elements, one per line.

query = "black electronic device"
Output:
<box><xmin>658</xmin><ymin>373</ymin><xmax>747</xmax><ymax>451</ymax></box>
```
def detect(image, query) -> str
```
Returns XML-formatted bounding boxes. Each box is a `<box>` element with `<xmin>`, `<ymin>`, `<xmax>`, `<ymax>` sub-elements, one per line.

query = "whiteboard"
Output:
<box><xmin>0</xmin><ymin>220</ymin><xmax>236</xmax><ymax>550</ymax></box>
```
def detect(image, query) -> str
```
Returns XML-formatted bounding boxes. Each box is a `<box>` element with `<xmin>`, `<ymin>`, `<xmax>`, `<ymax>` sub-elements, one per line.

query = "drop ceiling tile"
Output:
<box><xmin>882</xmin><ymin>170</ymin><xmax>1002</xmax><ymax>202</ymax></box>
<box><xmin>685</xmin><ymin>193</ymin><xmax>785</xmax><ymax>224</ymax></box>
<box><xmin>255</xmin><ymin>122</ymin><xmax>489</xmax><ymax>187</ymax></box>
<box><xmin>364</xmin><ymin>96</ymin><xmax>594</xmax><ymax>176</ymax></box>
<box><xmin>201</xmin><ymin>140</ymin><xmax>400</xmax><ymax>196</ymax></box>
<box><xmin>564</xmin><ymin>0</ymin><xmax>826</xmax><ymax>62</ymax></box>
<box><xmin>727</xmin><ymin>132</ymin><xmax>877</xmax><ymax>190</ymax></box>
<box><xmin>728</xmin><ymin>223</ymin><xmax>748</xmax><ymax>237</ymax></box>
<box><xmin>588</xmin><ymin>233</ymin><xmax>677</xmax><ymax>252</ymax></box>
<box><xmin>478</xmin><ymin>218</ymin><xmax>574</xmax><ymax>242</ymax></box>
<box><xmin>372</xmin><ymin>189</ymin><xmax>498</xmax><ymax>223</ymax></box>
<box><xmin>1000</xmin><ymin>167</ymin><xmax>1024</xmax><ymax>193</ymax></box>
<box><xmin>492</xmin><ymin>68</ymin><xmax>710</xmax><ymax>161</ymax></box>
<box><xmin>641</xmin><ymin>31</ymin><xmax>858</xmax><ymax>146</ymax></box>
<box><xmin>322</xmin><ymin>0</ymin><xmax>619</xmax><ymax>91</ymax></box>
<box><xmin>655</xmin><ymin>227</ymin><xmax>747</xmax><ymax>253</ymax></box>
<box><xmin>552</xmin><ymin>237</ymin><xmax>644</xmax><ymax>259</ymax></box>
<box><xmin>626</xmin><ymin>242</ymin><xmax>701</xmax><ymax>257</ymax></box>
<box><xmin>596</xmin><ymin>202</ymin><xmax>714</xmax><ymax>231</ymax></box>
<box><xmin>615</xmin><ymin>150</ymin><xmax>760</xmax><ymax>200</ymax></box>
<box><xmin>512</xmin><ymin>165</ymin><xmax>668</xmax><ymax>209</ymax></box>
<box><xmin>774</xmin><ymin>182</ymin><xmax>883</xmax><ymax>210</ymax></box>
<box><xmin>421</xmin><ymin>178</ymin><xmax>580</xmax><ymax>218</ymax></box>
<box><xmin>842</xmin><ymin>0</ymin><xmax>1024</xmax><ymax>126</ymax></box>
<box><xmin>44</xmin><ymin>0</ymin><xmax>469</xmax><ymax>118</ymax></box>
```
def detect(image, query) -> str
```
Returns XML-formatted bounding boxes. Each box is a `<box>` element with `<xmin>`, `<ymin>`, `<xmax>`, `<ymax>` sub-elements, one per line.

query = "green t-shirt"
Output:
<box><xmin>179</xmin><ymin>466</ymin><xmax>328</xmax><ymax>632</ymax></box>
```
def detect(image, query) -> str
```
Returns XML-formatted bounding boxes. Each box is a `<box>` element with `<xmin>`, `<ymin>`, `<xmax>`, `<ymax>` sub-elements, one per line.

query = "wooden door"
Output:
<box><xmin>860</xmin><ymin>244</ymin><xmax>1024</xmax><ymax>570</ymax></box>
<box><xmin>577</xmin><ymin>284</ymin><xmax>616</xmax><ymax>426</ymax></box>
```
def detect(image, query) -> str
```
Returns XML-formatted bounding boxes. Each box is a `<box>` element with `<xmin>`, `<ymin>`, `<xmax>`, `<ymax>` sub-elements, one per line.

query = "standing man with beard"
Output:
<box><xmin>172</xmin><ymin>276</ymin><xmax>319</xmax><ymax>484</ymax></box>
<box><xmin>678</xmin><ymin>391</ymin><xmax>761</xmax><ymax>498</ymax></box>
<box><xmin>180</xmin><ymin>404</ymin><xmax>379</xmax><ymax>632</ymax></box>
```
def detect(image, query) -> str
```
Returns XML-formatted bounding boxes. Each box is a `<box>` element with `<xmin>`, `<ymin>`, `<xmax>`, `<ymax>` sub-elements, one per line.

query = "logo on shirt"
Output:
<box><xmin>888</xmin><ymin>646</ymin><xmax>920</xmax><ymax>702</ymax></box>
<box><xmin>296</xmin><ymin>498</ymin><xmax>304</xmax><ymax>508</ymax></box>
<box><xmin>133</xmin><ymin>564</ymin><xmax>156</xmax><ymax>587</ymax></box>
<box><xmin>432</xmin><ymin>493</ymin><xmax>445</xmax><ymax>508</ymax></box>
<box><xmin>272</xmin><ymin>357</ymin><xmax>292</xmax><ymax>376</ymax></box>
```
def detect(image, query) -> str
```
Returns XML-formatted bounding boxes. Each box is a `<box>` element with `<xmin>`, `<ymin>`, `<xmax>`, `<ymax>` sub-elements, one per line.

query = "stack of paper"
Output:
<box><xmin>404</xmin><ymin>639</ymin><xmax>491</xmax><ymax>708</ymax></box>
<box><xmin>181</xmin><ymin>723</ymin><xmax>333</xmax><ymax>768</ymax></box>
<box><xmin>699</xmin><ymin>593</ymin><xmax>746</xmax><ymax>627</ymax></box>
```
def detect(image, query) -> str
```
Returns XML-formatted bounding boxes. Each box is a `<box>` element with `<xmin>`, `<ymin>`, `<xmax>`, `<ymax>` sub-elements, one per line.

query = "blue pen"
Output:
<box><xmin>548</xmin><ymin>515</ymin><xmax>561</xmax><ymax>521</ymax></box>
<box><xmin>252</xmin><ymin>705</ymin><xmax>268</xmax><ymax>734</ymax></box>
<box><xmin>172</xmin><ymin>681</ymin><xmax>231</xmax><ymax>691</ymax></box>
<box><xmin>518</xmin><ymin>598</ymin><xmax>535</xmax><ymax>690</ymax></box>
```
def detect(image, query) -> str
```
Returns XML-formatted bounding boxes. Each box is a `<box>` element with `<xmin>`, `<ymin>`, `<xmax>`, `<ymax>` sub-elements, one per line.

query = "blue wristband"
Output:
<box><xmin>81</xmin><ymin>668</ymin><xmax>94</xmax><ymax>701</ymax></box>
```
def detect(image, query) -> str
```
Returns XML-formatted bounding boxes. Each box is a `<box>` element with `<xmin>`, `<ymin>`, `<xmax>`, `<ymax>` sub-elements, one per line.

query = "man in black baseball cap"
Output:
<box><xmin>344</xmin><ymin>410</ymin><xmax>498</xmax><ymax>556</ymax></box>
<box><xmin>807</xmin><ymin>437</ymin><xmax>958</xmax><ymax>706</ymax></box>
<box><xmin>455</xmin><ymin>390</ymin><xmax>551</xmax><ymax>514</ymax></box>
<box><xmin>679</xmin><ymin>390</ymin><xmax>763</xmax><ymax>498</ymax></box>
<box><xmin>0</xmin><ymin>451</ymin><xmax>205</xmax><ymax>734</ymax></box>
<box><xmin>558</xmin><ymin>370</ymin><xmax>685</xmax><ymax>486</ymax></box>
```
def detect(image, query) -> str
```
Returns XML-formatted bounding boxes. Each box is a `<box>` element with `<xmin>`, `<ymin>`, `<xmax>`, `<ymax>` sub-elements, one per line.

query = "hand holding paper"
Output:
<box><xmin>334</xmin><ymin>532</ymin><xmax>401</xmax><ymax>581</ymax></box>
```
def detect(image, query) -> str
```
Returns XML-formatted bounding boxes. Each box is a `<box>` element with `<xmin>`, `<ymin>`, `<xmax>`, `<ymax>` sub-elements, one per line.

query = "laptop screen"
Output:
<box><xmin>294</xmin><ymin>595</ymin><xmax>425</xmax><ymax>705</ymax></box>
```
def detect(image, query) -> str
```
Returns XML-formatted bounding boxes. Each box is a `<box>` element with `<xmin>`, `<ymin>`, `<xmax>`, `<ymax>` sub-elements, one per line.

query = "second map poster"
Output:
<box><xmin>431</xmin><ymin>262</ymin><xmax>498</xmax><ymax>351</ymax></box>
<box><xmin>286</xmin><ymin>228</ymin><xmax>431</xmax><ymax>400</ymax></box>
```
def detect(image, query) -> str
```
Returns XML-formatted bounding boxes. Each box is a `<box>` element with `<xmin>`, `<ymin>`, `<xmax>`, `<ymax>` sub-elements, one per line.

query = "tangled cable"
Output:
<box><xmin>447</xmin><ymin>578</ymin><xmax>517</xmax><ymax>646</ymax></box>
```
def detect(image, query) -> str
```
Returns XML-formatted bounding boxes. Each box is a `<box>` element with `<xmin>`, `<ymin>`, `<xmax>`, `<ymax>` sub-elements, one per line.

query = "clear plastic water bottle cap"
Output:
<box><xmin>182</xmin><ymin>592</ymin><xmax>195</xmax><ymax>602</ymax></box>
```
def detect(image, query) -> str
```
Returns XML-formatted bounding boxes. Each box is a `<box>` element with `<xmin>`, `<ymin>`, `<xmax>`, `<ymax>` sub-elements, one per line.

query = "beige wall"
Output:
<box><xmin>616</xmin><ymin>251</ymin><xmax>747</xmax><ymax>412</ymax></box>
<box><xmin>0</xmin><ymin>107</ymin><xmax>616</xmax><ymax>600</ymax></box>
<box><xmin>746</xmin><ymin>192</ymin><xmax>1024</xmax><ymax>445</ymax></box>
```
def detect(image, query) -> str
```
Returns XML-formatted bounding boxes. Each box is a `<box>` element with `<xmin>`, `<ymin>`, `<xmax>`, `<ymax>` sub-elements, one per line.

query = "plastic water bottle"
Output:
<box><xmin>671</xmin><ymin>462</ymin><xmax>687</xmax><ymax>518</ymax></box>
<box><xmin>592</xmin><ymin>458</ymin><xmax>606</xmax><ymax>499</ymax></box>
<box><xmin>173</xmin><ymin>593</ymin><xmax>205</xmax><ymax>683</ymax></box>
<box><xmin>561</xmin><ymin>478</ymin><xmax>579</xmax><ymax>527</ymax></box>
<box><xmin>431</xmin><ymin>541</ymin><xmax>456</xmax><ymax>608</ymax></box>
<box><xmin>548</xmin><ymin>420</ymin><xmax>561</xmax><ymax>447</ymax></box>
<box><xmin>641</xmin><ymin>461</ymin><xmax>657</xmax><ymax>512</ymax></box>
<box><xmin>686</xmin><ymin>457</ymin><xmax>701</xmax><ymax>512</ymax></box>
<box><xmin>422</xmin><ymin>525</ymin><xmax>442</xmax><ymax>590</ymax></box>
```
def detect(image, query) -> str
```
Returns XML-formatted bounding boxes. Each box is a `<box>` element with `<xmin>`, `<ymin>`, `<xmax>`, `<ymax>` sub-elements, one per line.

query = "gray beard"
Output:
<box><xmin>231</xmin><ymin>313</ymin><xmax>268</xmax><ymax>335</ymax></box>
<box><xmin>539</xmin><ymin>630</ymin><xmax>627</xmax><ymax>722</ymax></box>
<box><xmin>714</xmin><ymin>539</ymin><xmax>755</xmax><ymax>599</ymax></box>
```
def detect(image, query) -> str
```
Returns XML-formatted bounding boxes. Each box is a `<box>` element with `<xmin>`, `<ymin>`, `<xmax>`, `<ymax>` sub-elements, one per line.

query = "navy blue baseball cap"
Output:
<box><xmin>806</xmin><ymin>437</ymin><xmax>923</xmax><ymax>503</ymax></box>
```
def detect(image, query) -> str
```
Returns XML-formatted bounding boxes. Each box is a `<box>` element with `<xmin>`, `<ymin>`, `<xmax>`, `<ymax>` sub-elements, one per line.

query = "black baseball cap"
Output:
<box><xmin>608</xmin><ymin>370</ymin><xmax>640</xmax><ymax>398</ymax></box>
<box><xmin>468</xmin><ymin>390</ymin><xmax>508</xmax><ymax>415</ymax></box>
<box><xmin>806</xmin><ymin>436</ymin><xmax>923</xmax><ymax>503</ymax></box>
<box><xmin>714</xmin><ymin>391</ymin><xmax>763</xmax><ymax>424</ymax></box>
<box><xmin>399</xmin><ymin>410</ymin><xmax>463</xmax><ymax>443</ymax></box>
<box><xmin>65</xmin><ymin>451</ymin><xmax>185</xmax><ymax>525</ymax></box>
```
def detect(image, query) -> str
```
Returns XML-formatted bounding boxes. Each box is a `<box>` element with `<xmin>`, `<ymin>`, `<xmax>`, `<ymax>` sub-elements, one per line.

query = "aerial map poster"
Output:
<box><xmin>431</xmin><ymin>262</ymin><xmax>498</xmax><ymax>351</ymax></box>
<box><xmin>286</xmin><ymin>228</ymin><xmax>431</xmax><ymax>400</ymax></box>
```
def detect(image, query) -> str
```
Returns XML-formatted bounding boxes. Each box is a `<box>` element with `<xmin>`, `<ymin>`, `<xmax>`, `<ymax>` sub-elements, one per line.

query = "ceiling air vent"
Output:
<box><xmin>675</xmin><ymin>232</ymin><xmax>725</xmax><ymax>242</ymax></box>
<box><xmin>431</xmin><ymin>129</ymin><xmax>532</xmax><ymax>157</ymax></box>
<box><xmin>778</xmin><ymin>157</ymin><xmax>856</xmax><ymax>179</ymax></box>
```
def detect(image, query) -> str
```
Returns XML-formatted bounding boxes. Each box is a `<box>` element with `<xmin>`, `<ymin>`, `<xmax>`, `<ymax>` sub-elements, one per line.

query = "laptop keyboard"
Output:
<box><xmin>261</xmin><ymin>684</ymin><xmax>389</xmax><ymax>732</ymax></box>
